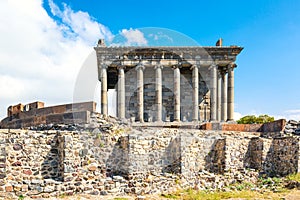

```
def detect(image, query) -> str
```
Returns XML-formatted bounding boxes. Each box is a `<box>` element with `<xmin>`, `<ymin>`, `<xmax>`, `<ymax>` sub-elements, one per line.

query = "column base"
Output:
<box><xmin>226</xmin><ymin>120</ymin><xmax>237</xmax><ymax>124</ymax></box>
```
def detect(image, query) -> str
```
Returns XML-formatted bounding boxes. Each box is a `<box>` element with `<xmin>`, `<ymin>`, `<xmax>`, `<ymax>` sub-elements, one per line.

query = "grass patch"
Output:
<box><xmin>162</xmin><ymin>188</ymin><xmax>288</xmax><ymax>200</ymax></box>
<box><xmin>228</xmin><ymin>181</ymin><xmax>254</xmax><ymax>191</ymax></box>
<box><xmin>59</xmin><ymin>193</ymin><xmax>66</xmax><ymax>198</ymax></box>
<box><xmin>163</xmin><ymin>177</ymin><xmax>292</xmax><ymax>200</ymax></box>
<box><xmin>114</xmin><ymin>198</ymin><xmax>128</xmax><ymax>200</ymax></box>
<box><xmin>161</xmin><ymin>193</ymin><xmax>179</xmax><ymax>199</ymax></box>
<box><xmin>18</xmin><ymin>195</ymin><xmax>25</xmax><ymax>200</ymax></box>
<box><xmin>286</xmin><ymin>173</ymin><xmax>300</xmax><ymax>182</ymax></box>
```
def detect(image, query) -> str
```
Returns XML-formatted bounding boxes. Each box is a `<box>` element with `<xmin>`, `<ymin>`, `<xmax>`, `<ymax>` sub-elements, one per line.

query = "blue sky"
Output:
<box><xmin>1</xmin><ymin>0</ymin><xmax>300</xmax><ymax>120</ymax></box>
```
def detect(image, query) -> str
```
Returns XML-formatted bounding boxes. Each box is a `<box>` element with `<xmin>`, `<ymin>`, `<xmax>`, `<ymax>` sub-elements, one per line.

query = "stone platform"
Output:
<box><xmin>131</xmin><ymin>119</ymin><xmax>286</xmax><ymax>133</ymax></box>
<box><xmin>0</xmin><ymin>114</ymin><xmax>299</xmax><ymax>198</ymax></box>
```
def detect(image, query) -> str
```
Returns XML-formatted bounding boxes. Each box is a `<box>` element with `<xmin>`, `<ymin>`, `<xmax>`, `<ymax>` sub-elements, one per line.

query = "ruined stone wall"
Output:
<box><xmin>262</xmin><ymin>137</ymin><xmax>300</xmax><ymax>176</ymax></box>
<box><xmin>0</xmin><ymin>102</ymin><xmax>96</xmax><ymax>129</ymax></box>
<box><xmin>180</xmin><ymin>133</ymin><xmax>218</xmax><ymax>176</ymax></box>
<box><xmin>0</xmin><ymin>128</ymin><xmax>300</xmax><ymax>198</ymax></box>
<box><xmin>0</xmin><ymin>130</ymin><xmax>63</xmax><ymax>197</ymax></box>
<box><xmin>236</xmin><ymin>137</ymin><xmax>300</xmax><ymax>177</ymax></box>
<box><xmin>224</xmin><ymin>137</ymin><xmax>252</xmax><ymax>172</ymax></box>
<box><xmin>0</xmin><ymin>129</ymin><xmax>130</xmax><ymax>198</ymax></box>
<box><xmin>126</xmin><ymin>128</ymin><xmax>181</xmax><ymax>175</ymax></box>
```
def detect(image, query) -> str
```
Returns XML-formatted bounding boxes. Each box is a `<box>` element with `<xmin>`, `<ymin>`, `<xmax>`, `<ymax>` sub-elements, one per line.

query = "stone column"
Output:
<box><xmin>221</xmin><ymin>70</ymin><xmax>227</xmax><ymax>122</ymax></box>
<box><xmin>100</xmin><ymin>64</ymin><xmax>108</xmax><ymax>116</ymax></box>
<box><xmin>117</xmin><ymin>66</ymin><xmax>125</xmax><ymax>119</ymax></box>
<box><xmin>173</xmin><ymin>66</ymin><xmax>181</xmax><ymax>122</ymax></box>
<box><xmin>155</xmin><ymin>64</ymin><xmax>163</xmax><ymax>122</ymax></box>
<box><xmin>217</xmin><ymin>70</ymin><xmax>222</xmax><ymax>121</ymax></box>
<box><xmin>136</xmin><ymin>63</ymin><xmax>145</xmax><ymax>122</ymax></box>
<box><xmin>191</xmin><ymin>65</ymin><xmax>199</xmax><ymax>121</ymax></box>
<box><xmin>227</xmin><ymin>63</ymin><xmax>236</xmax><ymax>122</ymax></box>
<box><xmin>210</xmin><ymin>64</ymin><xmax>217</xmax><ymax>121</ymax></box>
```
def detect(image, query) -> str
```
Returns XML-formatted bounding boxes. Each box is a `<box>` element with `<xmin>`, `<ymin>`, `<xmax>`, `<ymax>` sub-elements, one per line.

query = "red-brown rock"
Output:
<box><xmin>23</xmin><ymin>169</ymin><xmax>32</xmax><ymax>175</ymax></box>
<box><xmin>88</xmin><ymin>165</ymin><xmax>97</xmax><ymax>171</ymax></box>
<box><xmin>12</xmin><ymin>161</ymin><xmax>22</xmax><ymax>166</ymax></box>
<box><xmin>5</xmin><ymin>185</ymin><xmax>13</xmax><ymax>192</ymax></box>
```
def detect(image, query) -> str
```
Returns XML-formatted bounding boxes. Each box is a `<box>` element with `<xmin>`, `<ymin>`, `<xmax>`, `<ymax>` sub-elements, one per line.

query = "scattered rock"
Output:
<box><xmin>13</xmin><ymin>144</ymin><xmax>22</xmax><ymax>151</ymax></box>
<box><xmin>285</xmin><ymin>180</ymin><xmax>300</xmax><ymax>189</ymax></box>
<box><xmin>5</xmin><ymin>185</ymin><xmax>13</xmax><ymax>192</ymax></box>
<box><xmin>23</xmin><ymin>169</ymin><xmax>32</xmax><ymax>175</ymax></box>
<box><xmin>283</xmin><ymin>119</ymin><xmax>300</xmax><ymax>135</ymax></box>
<box><xmin>88</xmin><ymin>165</ymin><xmax>97</xmax><ymax>171</ymax></box>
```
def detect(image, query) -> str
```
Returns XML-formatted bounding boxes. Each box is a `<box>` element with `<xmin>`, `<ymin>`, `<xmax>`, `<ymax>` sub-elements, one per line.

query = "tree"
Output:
<box><xmin>237</xmin><ymin>114</ymin><xmax>274</xmax><ymax>124</ymax></box>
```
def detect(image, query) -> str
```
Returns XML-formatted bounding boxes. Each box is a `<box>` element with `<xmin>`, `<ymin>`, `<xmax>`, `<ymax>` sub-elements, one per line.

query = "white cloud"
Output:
<box><xmin>282</xmin><ymin>109</ymin><xmax>300</xmax><ymax>121</ymax></box>
<box><xmin>0</xmin><ymin>0</ymin><xmax>113</xmax><ymax>119</ymax></box>
<box><xmin>234</xmin><ymin>112</ymin><xmax>242</xmax><ymax>121</ymax></box>
<box><xmin>273</xmin><ymin>114</ymin><xmax>286</xmax><ymax>120</ymax></box>
<box><xmin>149</xmin><ymin>32</ymin><xmax>174</xmax><ymax>42</ymax></box>
<box><xmin>120</xmin><ymin>28</ymin><xmax>148</xmax><ymax>46</ymax></box>
<box><xmin>48</xmin><ymin>0</ymin><xmax>114</xmax><ymax>45</ymax></box>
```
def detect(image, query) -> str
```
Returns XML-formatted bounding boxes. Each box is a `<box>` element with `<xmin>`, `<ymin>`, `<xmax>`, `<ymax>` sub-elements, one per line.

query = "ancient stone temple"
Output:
<box><xmin>95</xmin><ymin>39</ymin><xmax>243</xmax><ymax>122</ymax></box>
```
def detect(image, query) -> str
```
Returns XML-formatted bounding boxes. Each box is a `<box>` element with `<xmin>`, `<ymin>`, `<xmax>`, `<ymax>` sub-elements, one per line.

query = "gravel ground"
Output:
<box><xmin>19</xmin><ymin>190</ymin><xmax>300</xmax><ymax>200</ymax></box>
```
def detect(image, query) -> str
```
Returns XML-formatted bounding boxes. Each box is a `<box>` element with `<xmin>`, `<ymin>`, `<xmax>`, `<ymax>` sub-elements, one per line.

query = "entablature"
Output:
<box><xmin>95</xmin><ymin>46</ymin><xmax>243</xmax><ymax>68</ymax></box>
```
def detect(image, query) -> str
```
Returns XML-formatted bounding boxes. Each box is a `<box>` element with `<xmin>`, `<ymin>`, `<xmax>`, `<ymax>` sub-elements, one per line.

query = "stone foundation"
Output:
<box><xmin>201</xmin><ymin>119</ymin><xmax>286</xmax><ymax>132</ymax></box>
<box><xmin>0</xmin><ymin>124</ymin><xmax>299</xmax><ymax>198</ymax></box>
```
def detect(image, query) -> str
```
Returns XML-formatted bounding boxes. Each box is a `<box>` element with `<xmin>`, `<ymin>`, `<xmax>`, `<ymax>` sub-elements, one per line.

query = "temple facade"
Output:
<box><xmin>95</xmin><ymin>39</ymin><xmax>243</xmax><ymax>122</ymax></box>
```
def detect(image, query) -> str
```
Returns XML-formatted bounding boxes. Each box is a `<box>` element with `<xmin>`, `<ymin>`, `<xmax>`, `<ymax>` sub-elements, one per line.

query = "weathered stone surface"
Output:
<box><xmin>283</xmin><ymin>120</ymin><xmax>300</xmax><ymax>135</ymax></box>
<box><xmin>1</xmin><ymin>102</ymin><xmax>96</xmax><ymax>129</ymax></box>
<box><xmin>88</xmin><ymin>165</ymin><xmax>97</xmax><ymax>171</ymax></box>
<box><xmin>0</xmin><ymin>115</ymin><xmax>300</xmax><ymax>199</ymax></box>
<box><xmin>12</xmin><ymin>161</ymin><xmax>21</xmax><ymax>166</ymax></box>
<box><xmin>23</xmin><ymin>169</ymin><xmax>32</xmax><ymax>175</ymax></box>
<box><xmin>5</xmin><ymin>185</ymin><xmax>13</xmax><ymax>192</ymax></box>
<box><xmin>13</xmin><ymin>143</ymin><xmax>22</xmax><ymax>151</ymax></box>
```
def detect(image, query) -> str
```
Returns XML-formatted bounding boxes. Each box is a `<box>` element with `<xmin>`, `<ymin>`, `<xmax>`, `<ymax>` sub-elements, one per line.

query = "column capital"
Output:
<box><xmin>135</xmin><ymin>62</ymin><xmax>145</xmax><ymax>71</ymax></box>
<box><xmin>172</xmin><ymin>65</ymin><xmax>181</xmax><ymax>70</ymax></box>
<box><xmin>190</xmin><ymin>64</ymin><xmax>200</xmax><ymax>70</ymax></box>
<box><xmin>154</xmin><ymin>64</ymin><xmax>164</xmax><ymax>70</ymax></box>
<box><xmin>227</xmin><ymin>62</ymin><xmax>237</xmax><ymax>69</ymax></box>
<box><xmin>209</xmin><ymin>63</ymin><xmax>218</xmax><ymax>71</ymax></box>
<box><xmin>117</xmin><ymin>65</ymin><xmax>126</xmax><ymax>70</ymax></box>
<box><xmin>101</xmin><ymin>63</ymin><xmax>108</xmax><ymax>69</ymax></box>
<box><xmin>219</xmin><ymin>67</ymin><xmax>227</xmax><ymax>75</ymax></box>
<box><xmin>216</xmin><ymin>68</ymin><xmax>221</xmax><ymax>76</ymax></box>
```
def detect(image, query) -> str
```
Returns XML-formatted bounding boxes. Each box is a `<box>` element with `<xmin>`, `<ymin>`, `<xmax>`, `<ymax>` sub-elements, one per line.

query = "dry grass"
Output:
<box><xmin>165</xmin><ymin>189</ymin><xmax>287</xmax><ymax>200</ymax></box>
<box><xmin>287</xmin><ymin>173</ymin><xmax>300</xmax><ymax>182</ymax></box>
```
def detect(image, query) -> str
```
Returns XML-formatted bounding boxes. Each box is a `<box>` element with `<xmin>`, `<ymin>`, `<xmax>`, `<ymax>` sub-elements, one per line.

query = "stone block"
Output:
<box><xmin>7</xmin><ymin>103</ymin><xmax>24</xmax><ymax>117</ymax></box>
<box><xmin>260</xmin><ymin>119</ymin><xmax>286</xmax><ymax>132</ymax></box>
<box><xmin>88</xmin><ymin>165</ymin><xmax>97</xmax><ymax>171</ymax></box>
<box><xmin>5</xmin><ymin>185</ymin><xmax>13</xmax><ymax>192</ymax></box>
<box><xmin>46</xmin><ymin>114</ymin><xmax>64</xmax><ymax>124</ymax></box>
<box><xmin>33</xmin><ymin>116</ymin><xmax>46</xmax><ymax>125</ymax></box>
<box><xmin>24</xmin><ymin>102</ymin><xmax>44</xmax><ymax>111</ymax></box>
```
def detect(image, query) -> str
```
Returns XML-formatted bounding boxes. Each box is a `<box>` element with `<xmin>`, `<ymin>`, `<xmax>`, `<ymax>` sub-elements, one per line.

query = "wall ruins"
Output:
<box><xmin>0</xmin><ymin>114</ymin><xmax>299</xmax><ymax>198</ymax></box>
